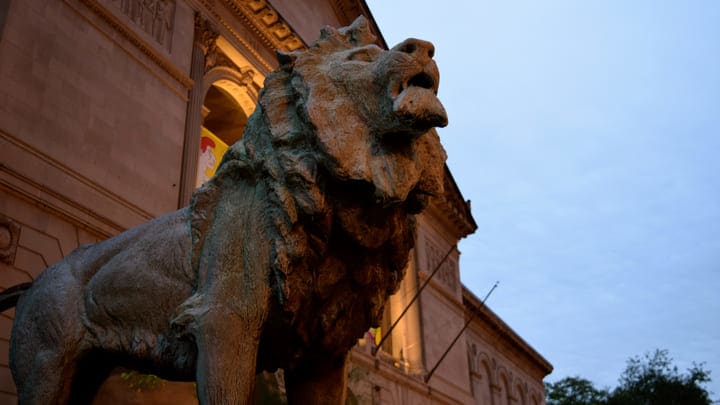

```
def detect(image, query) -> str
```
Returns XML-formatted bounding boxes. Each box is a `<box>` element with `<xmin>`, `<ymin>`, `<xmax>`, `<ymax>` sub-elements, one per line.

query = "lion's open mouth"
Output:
<box><xmin>392</xmin><ymin>66</ymin><xmax>448</xmax><ymax>130</ymax></box>
<box><xmin>403</xmin><ymin>71</ymin><xmax>436</xmax><ymax>94</ymax></box>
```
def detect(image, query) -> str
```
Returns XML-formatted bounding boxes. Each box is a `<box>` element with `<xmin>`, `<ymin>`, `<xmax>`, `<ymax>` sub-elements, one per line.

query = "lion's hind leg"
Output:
<box><xmin>14</xmin><ymin>348</ymin><xmax>81</xmax><ymax>405</ymax></box>
<box><xmin>12</xmin><ymin>324</ymin><xmax>109</xmax><ymax>405</ymax></box>
<box><xmin>10</xmin><ymin>270</ymin><xmax>93</xmax><ymax>404</ymax></box>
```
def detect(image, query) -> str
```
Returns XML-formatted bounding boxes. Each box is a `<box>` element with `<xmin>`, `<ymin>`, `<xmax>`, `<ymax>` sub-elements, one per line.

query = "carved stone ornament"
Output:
<box><xmin>0</xmin><ymin>215</ymin><xmax>20</xmax><ymax>264</ymax></box>
<box><xmin>204</xmin><ymin>43</ymin><xmax>250</xmax><ymax>75</ymax></box>
<box><xmin>194</xmin><ymin>13</ymin><xmax>219</xmax><ymax>55</ymax></box>
<box><xmin>0</xmin><ymin>17</ymin><xmax>448</xmax><ymax>404</ymax></box>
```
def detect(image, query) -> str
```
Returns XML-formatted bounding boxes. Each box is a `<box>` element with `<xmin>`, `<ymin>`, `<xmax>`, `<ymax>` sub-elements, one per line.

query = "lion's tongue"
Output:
<box><xmin>393</xmin><ymin>86</ymin><xmax>448</xmax><ymax>129</ymax></box>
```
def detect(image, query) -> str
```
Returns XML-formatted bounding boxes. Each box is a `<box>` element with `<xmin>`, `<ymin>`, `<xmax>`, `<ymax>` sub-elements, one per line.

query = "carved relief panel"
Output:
<box><xmin>104</xmin><ymin>0</ymin><xmax>176</xmax><ymax>51</ymax></box>
<box><xmin>424</xmin><ymin>237</ymin><xmax>458</xmax><ymax>293</ymax></box>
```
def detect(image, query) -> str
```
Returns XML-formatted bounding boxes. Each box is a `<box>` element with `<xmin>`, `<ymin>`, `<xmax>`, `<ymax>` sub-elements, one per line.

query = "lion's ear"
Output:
<box><xmin>320</xmin><ymin>25</ymin><xmax>339</xmax><ymax>41</ymax></box>
<box><xmin>339</xmin><ymin>16</ymin><xmax>376</xmax><ymax>46</ymax></box>
<box><xmin>276</xmin><ymin>50</ymin><xmax>298</xmax><ymax>68</ymax></box>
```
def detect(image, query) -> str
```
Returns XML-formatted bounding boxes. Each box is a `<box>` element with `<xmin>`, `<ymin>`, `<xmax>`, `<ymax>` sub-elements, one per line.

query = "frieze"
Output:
<box><xmin>104</xmin><ymin>0</ymin><xmax>176</xmax><ymax>51</ymax></box>
<box><xmin>68</xmin><ymin>0</ymin><xmax>193</xmax><ymax>89</ymax></box>
<box><xmin>424</xmin><ymin>238</ymin><xmax>458</xmax><ymax>292</ymax></box>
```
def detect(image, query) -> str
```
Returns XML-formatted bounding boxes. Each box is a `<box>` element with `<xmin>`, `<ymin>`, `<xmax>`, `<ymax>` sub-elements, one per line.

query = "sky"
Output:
<box><xmin>367</xmin><ymin>0</ymin><xmax>720</xmax><ymax>398</ymax></box>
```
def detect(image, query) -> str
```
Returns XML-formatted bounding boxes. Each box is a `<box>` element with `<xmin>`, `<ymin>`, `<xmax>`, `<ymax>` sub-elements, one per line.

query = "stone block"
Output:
<box><xmin>0</xmin><ymin>367</ymin><xmax>16</xmax><ymax>394</ymax></box>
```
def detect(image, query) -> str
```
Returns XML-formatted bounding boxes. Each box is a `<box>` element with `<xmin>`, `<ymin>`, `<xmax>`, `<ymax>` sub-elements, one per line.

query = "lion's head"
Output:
<box><xmin>272</xmin><ymin>16</ymin><xmax>447</xmax><ymax>211</ymax></box>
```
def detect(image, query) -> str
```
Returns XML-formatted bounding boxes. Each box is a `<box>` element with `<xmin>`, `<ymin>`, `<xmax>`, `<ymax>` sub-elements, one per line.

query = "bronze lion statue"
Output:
<box><xmin>1</xmin><ymin>16</ymin><xmax>448</xmax><ymax>404</ymax></box>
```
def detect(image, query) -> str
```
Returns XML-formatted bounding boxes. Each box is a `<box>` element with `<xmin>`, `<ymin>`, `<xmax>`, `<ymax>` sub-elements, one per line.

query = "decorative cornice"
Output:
<box><xmin>434</xmin><ymin>166</ymin><xmax>477</xmax><ymax>238</ymax></box>
<box><xmin>69</xmin><ymin>0</ymin><xmax>193</xmax><ymax>89</ymax></box>
<box><xmin>221</xmin><ymin>0</ymin><xmax>304</xmax><ymax>52</ymax></box>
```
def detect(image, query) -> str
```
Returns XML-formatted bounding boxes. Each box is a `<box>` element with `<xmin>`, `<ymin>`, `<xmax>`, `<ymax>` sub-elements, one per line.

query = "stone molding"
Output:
<box><xmin>66</xmin><ymin>0</ymin><xmax>193</xmax><ymax>90</ymax></box>
<box><xmin>0</xmin><ymin>129</ymin><xmax>153</xmax><ymax>238</ymax></box>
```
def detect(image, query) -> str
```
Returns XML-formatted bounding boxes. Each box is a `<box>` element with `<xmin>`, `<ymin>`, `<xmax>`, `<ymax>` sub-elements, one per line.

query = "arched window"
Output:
<box><xmin>472</xmin><ymin>358</ymin><xmax>494</xmax><ymax>405</ymax></box>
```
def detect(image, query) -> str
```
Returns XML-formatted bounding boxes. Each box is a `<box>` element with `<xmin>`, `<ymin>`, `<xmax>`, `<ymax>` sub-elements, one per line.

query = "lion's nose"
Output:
<box><xmin>392</xmin><ymin>38</ymin><xmax>435</xmax><ymax>63</ymax></box>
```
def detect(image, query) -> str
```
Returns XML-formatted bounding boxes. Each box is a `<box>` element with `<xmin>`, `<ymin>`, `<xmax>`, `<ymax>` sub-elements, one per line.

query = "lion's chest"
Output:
<box><xmin>259</xmin><ymin>238</ymin><xmax>409</xmax><ymax>373</ymax></box>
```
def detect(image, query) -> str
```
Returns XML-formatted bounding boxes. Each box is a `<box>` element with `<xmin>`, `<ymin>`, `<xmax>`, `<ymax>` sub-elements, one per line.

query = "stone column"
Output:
<box><xmin>178</xmin><ymin>15</ymin><xmax>218</xmax><ymax>207</ymax></box>
<box><xmin>402</xmin><ymin>251</ymin><xmax>425</xmax><ymax>373</ymax></box>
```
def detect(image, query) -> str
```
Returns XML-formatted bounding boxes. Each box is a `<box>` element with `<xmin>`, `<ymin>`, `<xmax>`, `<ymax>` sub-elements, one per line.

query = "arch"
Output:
<box><xmin>192</xmin><ymin>66</ymin><xmax>260</xmax><ymax>189</ymax></box>
<box><xmin>529</xmin><ymin>390</ymin><xmax>542</xmax><ymax>405</ymax></box>
<box><xmin>467</xmin><ymin>342</ymin><xmax>478</xmax><ymax>374</ymax></box>
<box><xmin>202</xmin><ymin>66</ymin><xmax>258</xmax><ymax>118</ymax></box>
<box><xmin>477</xmin><ymin>352</ymin><xmax>494</xmax><ymax>380</ymax></box>
<box><xmin>477</xmin><ymin>358</ymin><xmax>495</xmax><ymax>405</ymax></box>
<box><xmin>496</xmin><ymin>367</ymin><xmax>513</xmax><ymax>405</ymax></box>
<box><xmin>515</xmin><ymin>381</ymin><xmax>527</xmax><ymax>405</ymax></box>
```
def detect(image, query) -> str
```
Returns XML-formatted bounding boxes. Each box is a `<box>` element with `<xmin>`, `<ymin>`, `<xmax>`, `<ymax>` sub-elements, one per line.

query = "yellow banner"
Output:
<box><xmin>196</xmin><ymin>127</ymin><xmax>229</xmax><ymax>187</ymax></box>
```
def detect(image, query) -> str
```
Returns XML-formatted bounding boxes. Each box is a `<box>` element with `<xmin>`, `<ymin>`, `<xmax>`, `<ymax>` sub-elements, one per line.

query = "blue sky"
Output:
<box><xmin>367</xmin><ymin>0</ymin><xmax>720</xmax><ymax>397</ymax></box>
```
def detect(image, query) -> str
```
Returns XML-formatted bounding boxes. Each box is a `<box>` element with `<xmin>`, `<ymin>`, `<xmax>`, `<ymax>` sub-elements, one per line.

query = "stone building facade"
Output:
<box><xmin>0</xmin><ymin>0</ymin><xmax>551</xmax><ymax>403</ymax></box>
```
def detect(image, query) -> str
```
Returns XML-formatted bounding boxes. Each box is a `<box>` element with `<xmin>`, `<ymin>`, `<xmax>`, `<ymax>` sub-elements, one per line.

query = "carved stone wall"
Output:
<box><xmin>466</xmin><ymin>329</ymin><xmax>548</xmax><ymax>405</ymax></box>
<box><xmin>103</xmin><ymin>0</ymin><xmax>177</xmax><ymax>51</ymax></box>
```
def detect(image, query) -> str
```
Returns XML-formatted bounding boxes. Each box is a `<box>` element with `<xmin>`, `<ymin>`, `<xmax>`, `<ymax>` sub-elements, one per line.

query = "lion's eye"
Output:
<box><xmin>347</xmin><ymin>46</ymin><xmax>381</xmax><ymax>63</ymax></box>
<box><xmin>348</xmin><ymin>50</ymin><xmax>373</xmax><ymax>62</ymax></box>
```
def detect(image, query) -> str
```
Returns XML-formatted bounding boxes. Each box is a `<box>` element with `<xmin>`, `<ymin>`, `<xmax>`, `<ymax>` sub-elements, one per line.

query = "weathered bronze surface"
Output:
<box><xmin>1</xmin><ymin>16</ymin><xmax>447</xmax><ymax>404</ymax></box>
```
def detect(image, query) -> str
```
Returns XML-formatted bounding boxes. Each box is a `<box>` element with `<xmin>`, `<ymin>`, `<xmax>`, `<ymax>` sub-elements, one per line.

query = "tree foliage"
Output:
<box><xmin>546</xmin><ymin>350</ymin><xmax>714</xmax><ymax>405</ymax></box>
<box><xmin>546</xmin><ymin>376</ymin><xmax>609</xmax><ymax>405</ymax></box>
<box><xmin>608</xmin><ymin>349</ymin><xmax>712</xmax><ymax>405</ymax></box>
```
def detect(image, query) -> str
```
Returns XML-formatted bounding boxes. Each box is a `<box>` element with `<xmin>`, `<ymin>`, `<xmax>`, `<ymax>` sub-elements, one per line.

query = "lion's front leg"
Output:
<box><xmin>285</xmin><ymin>354</ymin><xmax>349</xmax><ymax>405</ymax></box>
<box><xmin>194</xmin><ymin>307</ymin><xmax>265</xmax><ymax>404</ymax></box>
